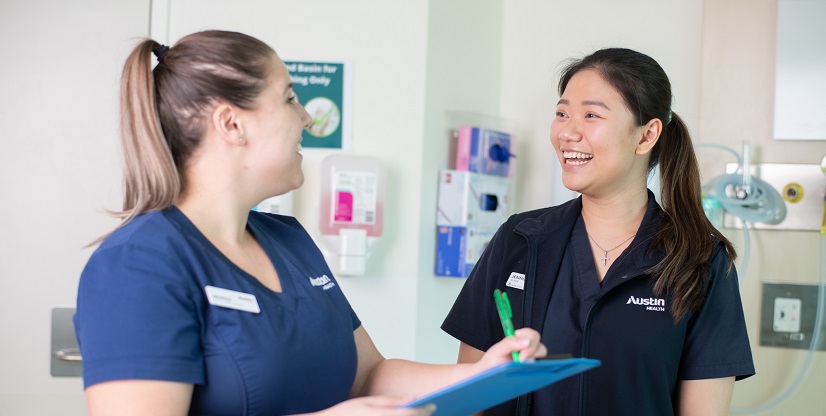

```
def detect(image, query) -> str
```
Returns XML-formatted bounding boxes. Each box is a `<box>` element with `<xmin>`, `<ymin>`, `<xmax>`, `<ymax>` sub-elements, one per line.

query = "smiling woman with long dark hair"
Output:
<box><xmin>443</xmin><ymin>47</ymin><xmax>754</xmax><ymax>416</ymax></box>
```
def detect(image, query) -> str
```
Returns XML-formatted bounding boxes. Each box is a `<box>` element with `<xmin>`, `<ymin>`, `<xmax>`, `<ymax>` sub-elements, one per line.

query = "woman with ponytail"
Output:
<box><xmin>74</xmin><ymin>30</ymin><xmax>546</xmax><ymax>416</ymax></box>
<box><xmin>443</xmin><ymin>48</ymin><xmax>754</xmax><ymax>416</ymax></box>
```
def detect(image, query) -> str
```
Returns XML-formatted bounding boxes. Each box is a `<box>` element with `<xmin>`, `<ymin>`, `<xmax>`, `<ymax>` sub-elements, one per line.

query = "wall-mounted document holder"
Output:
<box><xmin>435</xmin><ymin>169</ymin><xmax>509</xmax><ymax>277</ymax></box>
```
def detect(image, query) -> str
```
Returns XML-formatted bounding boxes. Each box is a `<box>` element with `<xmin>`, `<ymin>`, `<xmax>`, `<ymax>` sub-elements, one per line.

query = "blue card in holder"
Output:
<box><xmin>403</xmin><ymin>358</ymin><xmax>600</xmax><ymax>415</ymax></box>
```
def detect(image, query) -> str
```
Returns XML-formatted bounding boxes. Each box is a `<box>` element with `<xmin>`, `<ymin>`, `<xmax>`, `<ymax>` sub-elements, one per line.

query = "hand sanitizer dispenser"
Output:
<box><xmin>319</xmin><ymin>154</ymin><xmax>384</xmax><ymax>275</ymax></box>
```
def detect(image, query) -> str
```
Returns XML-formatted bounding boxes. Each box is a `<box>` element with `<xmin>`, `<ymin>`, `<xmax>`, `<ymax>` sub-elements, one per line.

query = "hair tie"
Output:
<box><xmin>667</xmin><ymin>109</ymin><xmax>673</xmax><ymax>124</ymax></box>
<box><xmin>152</xmin><ymin>44</ymin><xmax>170</xmax><ymax>64</ymax></box>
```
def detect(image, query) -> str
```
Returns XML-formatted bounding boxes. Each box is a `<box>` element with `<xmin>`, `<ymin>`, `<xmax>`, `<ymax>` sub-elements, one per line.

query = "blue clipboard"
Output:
<box><xmin>403</xmin><ymin>358</ymin><xmax>600</xmax><ymax>415</ymax></box>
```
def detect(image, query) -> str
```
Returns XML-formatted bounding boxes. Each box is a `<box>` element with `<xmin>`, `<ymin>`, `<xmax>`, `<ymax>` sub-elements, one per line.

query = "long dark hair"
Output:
<box><xmin>95</xmin><ymin>30</ymin><xmax>275</xmax><ymax>244</ymax></box>
<box><xmin>558</xmin><ymin>48</ymin><xmax>737</xmax><ymax>321</ymax></box>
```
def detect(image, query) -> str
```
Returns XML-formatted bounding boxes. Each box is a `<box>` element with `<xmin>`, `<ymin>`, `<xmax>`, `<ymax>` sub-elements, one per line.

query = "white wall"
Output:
<box><xmin>5</xmin><ymin>1</ymin><xmax>821</xmax><ymax>415</ymax></box>
<box><xmin>0</xmin><ymin>1</ymin><xmax>147</xmax><ymax>414</ymax></box>
<box><xmin>1</xmin><ymin>1</ymin><xmax>434</xmax><ymax>413</ymax></box>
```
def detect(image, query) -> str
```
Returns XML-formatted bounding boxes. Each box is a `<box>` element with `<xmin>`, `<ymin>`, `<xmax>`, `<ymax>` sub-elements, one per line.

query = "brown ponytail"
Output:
<box><xmin>118</xmin><ymin>40</ymin><xmax>180</xmax><ymax>224</ymax></box>
<box><xmin>93</xmin><ymin>31</ymin><xmax>276</xmax><ymax>245</ymax></box>
<box><xmin>649</xmin><ymin>112</ymin><xmax>737</xmax><ymax>320</ymax></box>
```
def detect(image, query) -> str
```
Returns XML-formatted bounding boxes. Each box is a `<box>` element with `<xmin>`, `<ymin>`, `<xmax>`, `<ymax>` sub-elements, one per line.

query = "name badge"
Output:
<box><xmin>205</xmin><ymin>285</ymin><xmax>261</xmax><ymax>314</ymax></box>
<box><xmin>505</xmin><ymin>272</ymin><xmax>525</xmax><ymax>290</ymax></box>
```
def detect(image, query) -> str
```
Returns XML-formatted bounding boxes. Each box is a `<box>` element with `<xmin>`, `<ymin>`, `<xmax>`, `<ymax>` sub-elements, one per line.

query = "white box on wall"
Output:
<box><xmin>436</xmin><ymin>170</ymin><xmax>509</xmax><ymax>229</ymax></box>
<box><xmin>435</xmin><ymin>170</ymin><xmax>509</xmax><ymax>278</ymax></box>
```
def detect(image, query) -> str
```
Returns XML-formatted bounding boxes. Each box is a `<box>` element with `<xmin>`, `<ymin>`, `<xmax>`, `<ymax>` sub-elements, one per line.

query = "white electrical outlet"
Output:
<box><xmin>761</xmin><ymin>282</ymin><xmax>825</xmax><ymax>350</ymax></box>
<box><xmin>773</xmin><ymin>297</ymin><xmax>802</xmax><ymax>333</ymax></box>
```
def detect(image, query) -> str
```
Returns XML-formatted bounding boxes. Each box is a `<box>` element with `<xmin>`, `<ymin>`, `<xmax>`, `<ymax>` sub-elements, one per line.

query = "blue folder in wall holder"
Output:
<box><xmin>403</xmin><ymin>357</ymin><xmax>600</xmax><ymax>415</ymax></box>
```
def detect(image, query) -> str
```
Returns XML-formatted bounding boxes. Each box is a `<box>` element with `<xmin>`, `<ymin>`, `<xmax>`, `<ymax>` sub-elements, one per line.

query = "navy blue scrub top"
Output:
<box><xmin>75</xmin><ymin>207</ymin><xmax>361</xmax><ymax>415</ymax></box>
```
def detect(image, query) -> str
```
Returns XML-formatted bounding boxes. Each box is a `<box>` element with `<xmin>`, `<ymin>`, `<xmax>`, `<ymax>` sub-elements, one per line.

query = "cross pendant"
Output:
<box><xmin>601</xmin><ymin>251</ymin><xmax>609</xmax><ymax>266</ymax></box>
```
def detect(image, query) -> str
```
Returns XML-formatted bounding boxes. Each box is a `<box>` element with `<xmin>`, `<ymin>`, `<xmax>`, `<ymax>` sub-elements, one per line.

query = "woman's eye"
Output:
<box><xmin>585</xmin><ymin>113</ymin><xmax>598</xmax><ymax>118</ymax></box>
<box><xmin>288</xmin><ymin>93</ymin><xmax>299</xmax><ymax>104</ymax></box>
<box><xmin>556</xmin><ymin>111</ymin><xmax>567</xmax><ymax>118</ymax></box>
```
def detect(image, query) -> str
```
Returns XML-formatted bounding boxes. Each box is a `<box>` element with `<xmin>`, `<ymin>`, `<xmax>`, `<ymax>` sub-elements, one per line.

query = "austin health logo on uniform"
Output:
<box><xmin>309</xmin><ymin>274</ymin><xmax>336</xmax><ymax>290</ymax></box>
<box><xmin>626</xmin><ymin>295</ymin><xmax>666</xmax><ymax>312</ymax></box>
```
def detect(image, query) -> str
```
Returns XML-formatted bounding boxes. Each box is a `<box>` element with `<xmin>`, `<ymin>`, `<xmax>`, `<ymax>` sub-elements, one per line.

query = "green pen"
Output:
<box><xmin>494</xmin><ymin>289</ymin><xmax>520</xmax><ymax>362</ymax></box>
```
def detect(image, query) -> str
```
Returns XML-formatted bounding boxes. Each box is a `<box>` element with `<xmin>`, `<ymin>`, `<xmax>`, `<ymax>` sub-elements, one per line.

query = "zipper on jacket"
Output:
<box><xmin>514</xmin><ymin>228</ymin><xmax>539</xmax><ymax>329</ymax></box>
<box><xmin>578</xmin><ymin>271</ymin><xmax>639</xmax><ymax>416</ymax></box>
<box><xmin>514</xmin><ymin>227</ymin><xmax>538</xmax><ymax>416</ymax></box>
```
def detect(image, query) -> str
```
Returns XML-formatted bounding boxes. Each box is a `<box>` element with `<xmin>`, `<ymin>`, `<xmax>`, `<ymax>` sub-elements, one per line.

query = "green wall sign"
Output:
<box><xmin>284</xmin><ymin>61</ymin><xmax>348</xmax><ymax>149</ymax></box>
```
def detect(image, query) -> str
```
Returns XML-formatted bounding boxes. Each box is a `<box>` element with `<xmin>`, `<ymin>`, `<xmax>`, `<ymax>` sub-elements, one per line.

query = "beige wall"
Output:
<box><xmin>499</xmin><ymin>0</ymin><xmax>704</xmax><ymax>210</ymax></box>
<box><xmin>490</xmin><ymin>0</ymin><xmax>825</xmax><ymax>414</ymax></box>
<box><xmin>701</xmin><ymin>1</ymin><xmax>825</xmax><ymax>414</ymax></box>
<box><xmin>1</xmin><ymin>0</ymin><xmax>822</xmax><ymax>414</ymax></box>
<box><xmin>413</xmin><ymin>0</ymin><xmax>506</xmax><ymax>364</ymax></box>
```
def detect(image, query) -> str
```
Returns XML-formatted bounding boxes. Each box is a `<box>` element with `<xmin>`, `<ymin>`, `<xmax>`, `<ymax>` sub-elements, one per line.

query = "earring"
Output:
<box><xmin>239</xmin><ymin>135</ymin><xmax>245</xmax><ymax>145</ymax></box>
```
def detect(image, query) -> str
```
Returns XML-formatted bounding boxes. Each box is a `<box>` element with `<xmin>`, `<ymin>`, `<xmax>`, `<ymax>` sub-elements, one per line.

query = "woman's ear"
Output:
<box><xmin>211</xmin><ymin>104</ymin><xmax>245</xmax><ymax>145</ymax></box>
<box><xmin>636</xmin><ymin>118</ymin><xmax>661</xmax><ymax>155</ymax></box>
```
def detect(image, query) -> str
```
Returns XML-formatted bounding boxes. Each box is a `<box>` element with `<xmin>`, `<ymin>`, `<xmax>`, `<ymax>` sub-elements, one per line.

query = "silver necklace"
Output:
<box><xmin>587</xmin><ymin>233</ymin><xmax>635</xmax><ymax>266</ymax></box>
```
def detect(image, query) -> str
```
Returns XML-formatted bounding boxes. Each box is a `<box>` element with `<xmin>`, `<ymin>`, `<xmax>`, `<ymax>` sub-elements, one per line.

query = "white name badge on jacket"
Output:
<box><xmin>205</xmin><ymin>285</ymin><xmax>261</xmax><ymax>314</ymax></box>
<box><xmin>506</xmin><ymin>272</ymin><xmax>525</xmax><ymax>290</ymax></box>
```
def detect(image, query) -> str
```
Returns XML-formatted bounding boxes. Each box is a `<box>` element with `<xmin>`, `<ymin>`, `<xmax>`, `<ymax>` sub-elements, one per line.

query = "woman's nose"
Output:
<box><xmin>300</xmin><ymin>105</ymin><xmax>313</xmax><ymax>129</ymax></box>
<box><xmin>558</xmin><ymin>123</ymin><xmax>582</xmax><ymax>142</ymax></box>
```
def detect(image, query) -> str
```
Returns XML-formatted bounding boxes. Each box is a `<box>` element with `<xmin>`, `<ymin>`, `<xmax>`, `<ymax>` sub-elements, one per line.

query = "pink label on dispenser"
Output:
<box><xmin>334</xmin><ymin>191</ymin><xmax>354</xmax><ymax>222</ymax></box>
<box><xmin>331</xmin><ymin>171</ymin><xmax>377</xmax><ymax>225</ymax></box>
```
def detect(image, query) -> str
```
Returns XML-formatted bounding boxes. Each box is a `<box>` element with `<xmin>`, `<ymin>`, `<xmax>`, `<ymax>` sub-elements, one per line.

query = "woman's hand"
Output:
<box><xmin>475</xmin><ymin>328</ymin><xmax>548</xmax><ymax>371</ymax></box>
<box><xmin>307</xmin><ymin>396</ymin><xmax>435</xmax><ymax>416</ymax></box>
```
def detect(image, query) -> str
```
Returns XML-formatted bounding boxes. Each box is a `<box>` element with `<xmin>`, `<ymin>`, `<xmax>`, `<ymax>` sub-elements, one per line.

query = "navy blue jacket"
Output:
<box><xmin>442</xmin><ymin>195</ymin><xmax>754</xmax><ymax>416</ymax></box>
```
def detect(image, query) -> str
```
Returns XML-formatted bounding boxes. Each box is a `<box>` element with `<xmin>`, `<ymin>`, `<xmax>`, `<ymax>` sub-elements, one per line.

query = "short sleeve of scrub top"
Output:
<box><xmin>679</xmin><ymin>247</ymin><xmax>754</xmax><ymax>381</ymax></box>
<box><xmin>75</xmin><ymin>209</ymin><xmax>362</xmax><ymax>415</ymax></box>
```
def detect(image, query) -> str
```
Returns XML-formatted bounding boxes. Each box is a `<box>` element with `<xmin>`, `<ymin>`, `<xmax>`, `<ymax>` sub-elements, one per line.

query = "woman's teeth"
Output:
<box><xmin>563</xmin><ymin>151</ymin><xmax>592</xmax><ymax>165</ymax></box>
